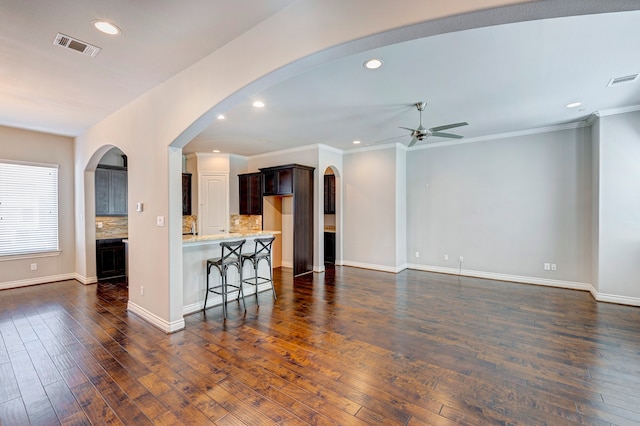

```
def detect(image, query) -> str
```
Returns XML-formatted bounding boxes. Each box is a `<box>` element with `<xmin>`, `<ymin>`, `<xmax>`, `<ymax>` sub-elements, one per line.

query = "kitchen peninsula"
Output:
<box><xmin>182</xmin><ymin>230</ymin><xmax>280</xmax><ymax>315</ymax></box>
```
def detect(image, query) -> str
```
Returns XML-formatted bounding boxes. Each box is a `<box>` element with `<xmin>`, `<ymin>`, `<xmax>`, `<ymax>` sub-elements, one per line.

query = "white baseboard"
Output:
<box><xmin>341</xmin><ymin>260</ymin><xmax>407</xmax><ymax>274</ymax></box>
<box><xmin>281</xmin><ymin>260</ymin><xmax>293</xmax><ymax>268</ymax></box>
<box><xmin>0</xmin><ymin>273</ymin><xmax>78</xmax><ymax>290</ymax></box>
<box><xmin>74</xmin><ymin>273</ymin><xmax>98</xmax><ymax>285</ymax></box>
<box><xmin>591</xmin><ymin>289</ymin><xmax>640</xmax><ymax>307</ymax></box>
<box><xmin>406</xmin><ymin>263</ymin><xmax>592</xmax><ymax>291</ymax></box>
<box><xmin>127</xmin><ymin>301</ymin><xmax>185</xmax><ymax>333</ymax></box>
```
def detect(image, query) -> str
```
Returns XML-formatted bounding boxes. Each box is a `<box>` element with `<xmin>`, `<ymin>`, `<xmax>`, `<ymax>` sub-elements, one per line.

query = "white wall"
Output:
<box><xmin>0</xmin><ymin>126</ymin><xmax>76</xmax><ymax>288</ymax></box>
<box><xmin>406</xmin><ymin>127</ymin><xmax>593</xmax><ymax>285</ymax></box>
<box><xmin>595</xmin><ymin>110</ymin><xmax>640</xmax><ymax>301</ymax></box>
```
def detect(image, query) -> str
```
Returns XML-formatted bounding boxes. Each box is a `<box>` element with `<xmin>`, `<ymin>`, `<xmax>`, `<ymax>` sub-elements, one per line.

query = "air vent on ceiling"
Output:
<box><xmin>606</xmin><ymin>73</ymin><xmax>639</xmax><ymax>87</ymax></box>
<box><xmin>53</xmin><ymin>33</ymin><xmax>101</xmax><ymax>57</ymax></box>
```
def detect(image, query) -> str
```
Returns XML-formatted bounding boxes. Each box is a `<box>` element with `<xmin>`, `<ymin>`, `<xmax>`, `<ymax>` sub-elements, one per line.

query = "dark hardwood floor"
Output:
<box><xmin>1</xmin><ymin>266</ymin><xmax>640</xmax><ymax>425</ymax></box>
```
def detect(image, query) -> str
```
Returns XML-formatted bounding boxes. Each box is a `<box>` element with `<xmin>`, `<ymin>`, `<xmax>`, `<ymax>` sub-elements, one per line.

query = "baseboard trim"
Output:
<box><xmin>341</xmin><ymin>260</ymin><xmax>407</xmax><ymax>274</ymax></box>
<box><xmin>74</xmin><ymin>273</ymin><xmax>98</xmax><ymax>285</ymax></box>
<box><xmin>406</xmin><ymin>263</ymin><xmax>592</xmax><ymax>291</ymax></box>
<box><xmin>591</xmin><ymin>289</ymin><xmax>640</xmax><ymax>307</ymax></box>
<box><xmin>0</xmin><ymin>273</ymin><xmax>78</xmax><ymax>290</ymax></box>
<box><xmin>127</xmin><ymin>301</ymin><xmax>185</xmax><ymax>333</ymax></box>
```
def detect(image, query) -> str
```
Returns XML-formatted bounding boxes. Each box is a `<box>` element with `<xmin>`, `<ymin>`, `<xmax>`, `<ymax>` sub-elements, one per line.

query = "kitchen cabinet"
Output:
<box><xmin>182</xmin><ymin>173</ymin><xmax>192</xmax><ymax>215</ymax></box>
<box><xmin>95</xmin><ymin>166</ymin><xmax>127</xmax><ymax>216</ymax></box>
<box><xmin>96</xmin><ymin>238</ymin><xmax>126</xmax><ymax>280</ymax></box>
<box><xmin>238</xmin><ymin>172</ymin><xmax>262</xmax><ymax>215</ymax></box>
<box><xmin>324</xmin><ymin>232</ymin><xmax>335</xmax><ymax>264</ymax></box>
<box><xmin>262</xmin><ymin>166</ymin><xmax>293</xmax><ymax>196</ymax></box>
<box><xmin>324</xmin><ymin>174</ymin><xmax>336</xmax><ymax>214</ymax></box>
<box><xmin>260</xmin><ymin>164</ymin><xmax>314</xmax><ymax>276</ymax></box>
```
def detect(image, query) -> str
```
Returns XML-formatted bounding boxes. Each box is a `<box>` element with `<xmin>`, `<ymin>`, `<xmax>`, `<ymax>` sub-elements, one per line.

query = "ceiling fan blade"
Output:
<box><xmin>408</xmin><ymin>137</ymin><xmax>419</xmax><ymax>147</ymax></box>
<box><xmin>429</xmin><ymin>122</ymin><xmax>468</xmax><ymax>132</ymax></box>
<box><xmin>430</xmin><ymin>131</ymin><xmax>464</xmax><ymax>139</ymax></box>
<box><xmin>399</xmin><ymin>126</ymin><xmax>417</xmax><ymax>132</ymax></box>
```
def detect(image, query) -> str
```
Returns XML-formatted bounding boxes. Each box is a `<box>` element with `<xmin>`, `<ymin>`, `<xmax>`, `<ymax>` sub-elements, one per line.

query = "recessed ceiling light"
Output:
<box><xmin>93</xmin><ymin>20</ymin><xmax>121</xmax><ymax>35</ymax></box>
<box><xmin>566</xmin><ymin>102</ymin><xmax>582</xmax><ymax>108</ymax></box>
<box><xmin>217</xmin><ymin>114</ymin><xmax>225</xmax><ymax>120</ymax></box>
<box><xmin>253</xmin><ymin>101</ymin><xmax>265</xmax><ymax>108</ymax></box>
<box><xmin>364</xmin><ymin>58</ymin><xmax>383</xmax><ymax>70</ymax></box>
<box><xmin>212</xmin><ymin>150</ymin><xmax>220</xmax><ymax>153</ymax></box>
<box><xmin>353</xmin><ymin>140</ymin><xmax>361</xmax><ymax>145</ymax></box>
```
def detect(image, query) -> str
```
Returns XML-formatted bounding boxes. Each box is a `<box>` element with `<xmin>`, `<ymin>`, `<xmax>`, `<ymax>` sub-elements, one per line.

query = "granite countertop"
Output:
<box><xmin>96</xmin><ymin>234</ymin><xmax>128</xmax><ymax>240</ymax></box>
<box><xmin>324</xmin><ymin>226</ymin><xmax>336</xmax><ymax>233</ymax></box>
<box><xmin>182</xmin><ymin>229</ymin><xmax>281</xmax><ymax>244</ymax></box>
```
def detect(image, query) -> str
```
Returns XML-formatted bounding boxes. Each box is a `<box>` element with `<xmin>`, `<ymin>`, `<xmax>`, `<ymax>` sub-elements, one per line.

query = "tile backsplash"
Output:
<box><xmin>95</xmin><ymin>216</ymin><xmax>128</xmax><ymax>239</ymax></box>
<box><xmin>230</xmin><ymin>215</ymin><xmax>262</xmax><ymax>232</ymax></box>
<box><xmin>183</xmin><ymin>215</ymin><xmax>197</xmax><ymax>234</ymax></box>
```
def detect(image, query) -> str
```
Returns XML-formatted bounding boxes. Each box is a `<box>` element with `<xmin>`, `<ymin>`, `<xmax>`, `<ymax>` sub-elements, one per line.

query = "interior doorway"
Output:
<box><xmin>323</xmin><ymin>167</ymin><xmax>337</xmax><ymax>265</ymax></box>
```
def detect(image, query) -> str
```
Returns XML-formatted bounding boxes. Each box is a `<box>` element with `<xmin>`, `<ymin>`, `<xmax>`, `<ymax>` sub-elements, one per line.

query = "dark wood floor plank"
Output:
<box><xmin>2</xmin><ymin>271</ymin><xmax>640</xmax><ymax>424</ymax></box>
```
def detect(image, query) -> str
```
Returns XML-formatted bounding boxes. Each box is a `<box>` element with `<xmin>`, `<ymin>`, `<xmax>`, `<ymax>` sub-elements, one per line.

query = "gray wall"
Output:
<box><xmin>596</xmin><ymin>110</ymin><xmax>640</xmax><ymax>299</ymax></box>
<box><xmin>406</xmin><ymin>127</ymin><xmax>592</xmax><ymax>284</ymax></box>
<box><xmin>343</xmin><ymin>146</ymin><xmax>400</xmax><ymax>268</ymax></box>
<box><xmin>0</xmin><ymin>126</ymin><xmax>76</xmax><ymax>287</ymax></box>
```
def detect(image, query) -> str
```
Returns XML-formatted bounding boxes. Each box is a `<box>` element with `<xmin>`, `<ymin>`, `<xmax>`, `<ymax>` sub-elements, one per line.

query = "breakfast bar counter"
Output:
<box><xmin>182</xmin><ymin>230</ymin><xmax>280</xmax><ymax>316</ymax></box>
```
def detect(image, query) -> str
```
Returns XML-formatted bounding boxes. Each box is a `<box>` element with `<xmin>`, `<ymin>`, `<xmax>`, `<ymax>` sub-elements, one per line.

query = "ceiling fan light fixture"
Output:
<box><xmin>93</xmin><ymin>20</ymin><xmax>121</xmax><ymax>35</ymax></box>
<box><xmin>364</xmin><ymin>58</ymin><xmax>383</xmax><ymax>70</ymax></box>
<box><xmin>566</xmin><ymin>102</ymin><xmax>582</xmax><ymax>108</ymax></box>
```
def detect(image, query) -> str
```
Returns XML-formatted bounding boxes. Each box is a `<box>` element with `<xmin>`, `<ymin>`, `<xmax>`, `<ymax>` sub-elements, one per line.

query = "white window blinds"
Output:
<box><xmin>0</xmin><ymin>160</ymin><xmax>59</xmax><ymax>257</ymax></box>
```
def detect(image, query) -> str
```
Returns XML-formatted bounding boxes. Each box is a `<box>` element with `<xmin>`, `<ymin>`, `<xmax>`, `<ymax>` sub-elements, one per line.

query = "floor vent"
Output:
<box><xmin>53</xmin><ymin>33</ymin><xmax>101</xmax><ymax>57</ymax></box>
<box><xmin>607</xmin><ymin>73</ymin><xmax>639</xmax><ymax>87</ymax></box>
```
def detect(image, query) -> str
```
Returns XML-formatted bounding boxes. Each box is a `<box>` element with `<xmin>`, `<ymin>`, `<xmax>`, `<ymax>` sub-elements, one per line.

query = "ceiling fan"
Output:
<box><xmin>400</xmin><ymin>102</ymin><xmax>468</xmax><ymax>147</ymax></box>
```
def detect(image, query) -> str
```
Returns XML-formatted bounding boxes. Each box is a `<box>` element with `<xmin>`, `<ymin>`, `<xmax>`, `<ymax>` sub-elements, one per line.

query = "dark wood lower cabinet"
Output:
<box><xmin>96</xmin><ymin>239</ymin><xmax>126</xmax><ymax>280</ymax></box>
<box><xmin>324</xmin><ymin>232</ymin><xmax>335</xmax><ymax>263</ymax></box>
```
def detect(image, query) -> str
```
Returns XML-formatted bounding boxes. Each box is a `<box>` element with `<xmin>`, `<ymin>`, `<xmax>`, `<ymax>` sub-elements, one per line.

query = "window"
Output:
<box><xmin>0</xmin><ymin>160</ymin><xmax>59</xmax><ymax>257</ymax></box>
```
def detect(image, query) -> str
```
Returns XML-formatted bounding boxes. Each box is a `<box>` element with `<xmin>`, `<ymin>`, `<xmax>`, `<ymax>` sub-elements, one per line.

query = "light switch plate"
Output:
<box><xmin>156</xmin><ymin>216</ymin><xmax>165</xmax><ymax>227</ymax></box>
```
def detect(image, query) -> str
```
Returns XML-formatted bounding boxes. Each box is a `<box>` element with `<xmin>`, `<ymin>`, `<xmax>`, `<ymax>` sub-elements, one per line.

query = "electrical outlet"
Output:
<box><xmin>30</xmin><ymin>263</ymin><xmax>37</xmax><ymax>271</ymax></box>
<box><xmin>96</xmin><ymin>222</ymin><xmax>103</xmax><ymax>228</ymax></box>
<box><xmin>551</xmin><ymin>264</ymin><xmax>557</xmax><ymax>271</ymax></box>
<box><xmin>459</xmin><ymin>256</ymin><xmax>464</xmax><ymax>263</ymax></box>
<box><xmin>140</xmin><ymin>286</ymin><xmax>144</xmax><ymax>296</ymax></box>
<box><xmin>444</xmin><ymin>254</ymin><xmax>448</xmax><ymax>261</ymax></box>
<box><xmin>544</xmin><ymin>263</ymin><xmax>550</xmax><ymax>271</ymax></box>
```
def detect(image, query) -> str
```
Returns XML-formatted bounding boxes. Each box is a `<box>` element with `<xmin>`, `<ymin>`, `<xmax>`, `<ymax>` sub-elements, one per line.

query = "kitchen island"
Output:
<box><xmin>182</xmin><ymin>230</ymin><xmax>280</xmax><ymax>315</ymax></box>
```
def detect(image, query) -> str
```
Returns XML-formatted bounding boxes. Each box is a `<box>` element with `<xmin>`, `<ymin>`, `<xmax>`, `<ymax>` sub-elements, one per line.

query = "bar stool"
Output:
<box><xmin>204</xmin><ymin>239</ymin><xmax>246</xmax><ymax>319</ymax></box>
<box><xmin>241</xmin><ymin>236</ymin><xmax>276</xmax><ymax>305</ymax></box>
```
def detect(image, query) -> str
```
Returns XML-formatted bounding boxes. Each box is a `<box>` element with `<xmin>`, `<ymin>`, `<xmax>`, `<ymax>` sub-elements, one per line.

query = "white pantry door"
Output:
<box><xmin>199</xmin><ymin>173</ymin><xmax>228</xmax><ymax>235</ymax></box>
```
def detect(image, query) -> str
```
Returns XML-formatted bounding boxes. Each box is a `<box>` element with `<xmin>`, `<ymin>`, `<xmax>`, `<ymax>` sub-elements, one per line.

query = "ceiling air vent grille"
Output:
<box><xmin>53</xmin><ymin>33</ymin><xmax>101</xmax><ymax>57</ymax></box>
<box><xmin>607</xmin><ymin>73</ymin><xmax>639</xmax><ymax>87</ymax></box>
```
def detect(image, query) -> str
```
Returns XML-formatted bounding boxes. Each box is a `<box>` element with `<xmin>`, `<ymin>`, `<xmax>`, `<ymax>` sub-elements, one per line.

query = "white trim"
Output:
<box><xmin>0</xmin><ymin>273</ymin><xmax>77</xmax><ymax>290</ymax></box>
<box><xmin>314</xmin><ymin>264</ymin><xmax>325</xmax><ymax>273</ymax></box>
<box><xmin>127</xmin><ymin>301</ymin><xmax>186</xmax><ymax>333</ymax></box>
<box><xmin>74</xmin><ymin>273</ymin><xmax>98</xmax><ymax>285</ymax></box>
<box><xmin>410</xmin><ymin>121</ymin><xmax>591</xmax><ymax>151</ymax></box>
<box><xmin>0</xmin><ymin>158</ymin><xmax>59</xmax><ymax>169</ymax></box>
<box><xmin>345</xmin><ymin>141</ymin><xmax>406</xmax><ymax>154</ymax></box>
<box><xmin>406</xmin><ymin>263</ymin><xmax>592</xmax><ymax>291</ymax></box>
<box><xmin>281</xmin><ymin>260</ymin><xmax>293</xmax><ymax>268</ymax></box>
<box><xmin>248</xmin><ymin>144</ymin><xmax>318</xmax><ymax>160</ymax></box>
<box><xmin>0</xmin><ymin>251</ymin><xmax>61</xmax><ymax>262</ymax></box>
<box><xmin>341</xmin><ymin>260</ymin><xmax>406</xmax><ymax>274</ymax></box>
<box><xmin>596</xmin><ymin>104</ymin><xmax>640</xmax><ymax>117</ymax></box>
<box><xmin>591</xmin><ymin>289</ymin><xmax>640</xmax><ymax>307</ymax></box>
<box><xmin>317</xmin><ymin>143</ymin><xmax>344</xmax><ymax>155</ymax></box>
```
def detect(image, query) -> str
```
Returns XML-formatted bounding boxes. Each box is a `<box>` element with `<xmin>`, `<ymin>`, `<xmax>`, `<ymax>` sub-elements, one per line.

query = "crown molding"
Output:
<box><xmin>596</xmin><ymin>104</ymin><xmax>640</xmax><ymax>117</ymax></box>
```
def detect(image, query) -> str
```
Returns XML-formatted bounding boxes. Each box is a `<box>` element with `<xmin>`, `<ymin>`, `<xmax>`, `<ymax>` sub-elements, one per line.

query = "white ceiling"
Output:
<box><xmin>1</xmin><ymin>2</ymin><xmax>640</xmax><ymax>156</ymax></box>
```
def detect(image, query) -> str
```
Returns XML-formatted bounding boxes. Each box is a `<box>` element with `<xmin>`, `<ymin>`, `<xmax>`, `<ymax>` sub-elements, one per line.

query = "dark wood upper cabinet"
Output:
<box><xmin>238</xmin><ymin>172</ymin><xmax>262</xmax><ymax>215</ymax></box>
<box><xmin>262</xmin><ymin>167</ymin><xmax>293</xmax><ymax>196</ymax></box>
<box><xmin>324</xmin><ymin>174</ymin><xmax>336</xmax><ymax>214</ymax></box>
<box><xmin>260</xmin><ymin>164</ymin><xmax>315</xmax><ymax>276</ymax></box>
<box><xmin>182</xmin><ymin>173</ymin><xmax>192</xmax><ymax>216</ymax></box>
<box><xmin>95</xmin><ymin>165</ymin><xmax>127</xmax><ymax>216</ymax></box>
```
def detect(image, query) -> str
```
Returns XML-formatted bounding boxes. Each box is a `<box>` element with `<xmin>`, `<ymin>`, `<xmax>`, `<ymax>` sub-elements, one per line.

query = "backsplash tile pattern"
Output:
<box><xmin>183</xmin><ymin>215</ymin><xmax>197</xmax><ymax>234</ymax></box>
<box><xmin>230</xmin><ymin>215</ymin><xmax>262</xmax><ymax>232</ymax></box>
<box><xmin>95</xmin><ymin>216</ymin><xmax>128</xmax><ymax>239</ymax></box>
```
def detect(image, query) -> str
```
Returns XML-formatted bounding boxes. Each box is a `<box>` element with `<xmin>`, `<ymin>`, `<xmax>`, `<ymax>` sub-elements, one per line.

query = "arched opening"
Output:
<box><xmin>83</xmin><ymin>145</ymin><xmax>130</xmax><ymax>299</ymax></box>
